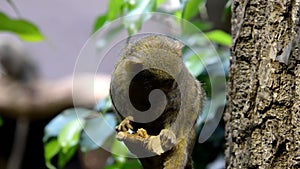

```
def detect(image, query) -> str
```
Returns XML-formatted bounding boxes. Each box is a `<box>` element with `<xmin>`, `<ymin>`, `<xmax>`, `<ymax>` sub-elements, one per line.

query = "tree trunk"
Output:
<box><xmin>225</xmin><ymin>0</ymin><xmax>300</xmax><ymax>168</ymax></box>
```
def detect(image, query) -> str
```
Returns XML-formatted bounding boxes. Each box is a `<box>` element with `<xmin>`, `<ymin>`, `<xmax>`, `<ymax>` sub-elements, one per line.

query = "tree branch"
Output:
<box><xmin>0</xmin><ymin>74</ymin><xmax>110</xmax><ymax>119</ymax></box>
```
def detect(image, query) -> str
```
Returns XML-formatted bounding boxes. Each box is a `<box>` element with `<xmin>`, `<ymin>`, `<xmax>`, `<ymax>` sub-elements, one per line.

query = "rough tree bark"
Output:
<box><xmin>225</xmin><ymin>0</ymin><xmax>300</xmax><ymax>168</ymax></box>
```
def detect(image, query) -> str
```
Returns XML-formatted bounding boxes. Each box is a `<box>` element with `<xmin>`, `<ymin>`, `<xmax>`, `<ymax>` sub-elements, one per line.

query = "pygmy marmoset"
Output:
<box><xmin>110</xmin><ymin>34</ymin><xmax>204</xmax><ymax>169</ymax></box>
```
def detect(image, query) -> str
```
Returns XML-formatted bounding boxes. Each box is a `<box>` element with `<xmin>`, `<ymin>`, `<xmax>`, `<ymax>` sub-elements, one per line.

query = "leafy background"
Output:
<box><xmin>0</xmin><ymin>0</ymin><xmax>231</xmax><ymax>168</ymax></box>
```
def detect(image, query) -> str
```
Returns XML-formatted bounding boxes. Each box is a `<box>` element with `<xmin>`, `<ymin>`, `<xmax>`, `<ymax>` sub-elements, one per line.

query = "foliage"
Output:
<box><xmin>44</xmin><ymin>108</ymin><xmax>89</xmax><ymax>169</ymax></box>
<box><xmin>43</xmin><ymin>105</ymin><xmax>118</xmax><ymax>169</ymax></box>
<box><xmin>93</xmin><ymin>0</ymin><xmax>161</xmax><ymax>35</ymax></box>
<box><xmin>183</xmin><ymin>0</ymin><xmax>205</xmax><ymax>20</ymax></box>
<box><xmin>104</xmin><ymin>140</ymin><xmax>142</xmax><ymax>169</ymax></box>
<box><xmin>205</xmin><ymin>30</ymin><xmax>231</xmax><ymax>47</ymax></box>
<box><xmin>0</xmin><ymin>12</ymin><xmax>44</xmax><ymax>42</ymax></box>
<box><xmin>43</xmin><ymin>0</ymin><xmax>231</xmax><ymax>168</ymax></box>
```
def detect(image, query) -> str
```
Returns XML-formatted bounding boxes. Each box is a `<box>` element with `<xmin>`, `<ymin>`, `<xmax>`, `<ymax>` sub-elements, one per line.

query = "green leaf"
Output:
<box><xmin>43</xmin><ymin>108</ymin><xmax>95</xmax><ymax>169</ymax></box>
<box><xmin>93</xmin><ymin>14</ymin><xmax>108</xmax><ymax>33</ymax></box>
<box><xmin>183</xmin><ymin>0</ymin><xmax>204</xmax><ymax>20</ymax></box>
<box><xmin>44</xmin><ymin>139</ymin><xmax>60</xmax><ymax>169</ymax></box>
<box><xmin>174</xmin><ymin>10</ymin><xmax>182</xmax><ymax>18</ymax></box>
<box><xmin>80</xmin><ymin>113</ymin><xmax>116</xmax><ymax>152</ymax></box>
<box><xmin>111</xmin><ymin>139</ymin><xmax>130</xmax><ymax>158</ymax></box>
<box><xmin>44</xmin><ymin>108</ymin><xmax>93</xmax><ymax>142</ymax></box>
<box><xmin>58</xmin><ymin>118</ymin><xmax>85</xmax><ymax>153</ymax></box>
<box><xmin>185</xmin><ymin>53</ymin><xmax>205</xmax><ymax>77</ymax></box>
<box><xmin>104</xmin><ymin>163</ymin><xmax>123</xmax><ymax>169</ymax></box>
<box><xmin>0</xmin><ymin>12</ymin><xmax>44</xmax><ymax>42</ymax></box>
<box><xmin>123</xmin><ymin>0</ymin><xmax>156</xmax><ymax>35</ymax></box>
<box><xmin>224</xmin><ymin>0</ymin><xmax>232</xmax><ymax>15</ymax></box>
<box><xmin>192</xmin><ymin>21</ymin><xmax>212</xmax><ymax>31</ymax></box>
<box><xmin>122</xmin><ymin>159</ymin><xmax>142</xmax><ymax>169</ymax></box>
<box><xmin>205</xmin><ymin>30</ymin><xmax>232</xmax><ymax>46</ymax></box>
<box><xmin>92</xmin><ymin>0</ymin><xmax>123</xmax><ymax>33</ymax></box>
<box><xmin>93</xmin><ymin>0</ymin><xmax>159</xmax><ymax>35</ymax></box>
<box><xmin>156</xmin><ymin>0</ymin><xmax>166</xmax><ymax>8</ymax></box>
<box><xmin>58</xmin><ymin>145</ymin><xmax>78</xmax><ymax>169</ymax></box>
<box><xmin>107</xmin><ymin>0</ymin><xmax>123</xmax><ymax>20</ymax></box>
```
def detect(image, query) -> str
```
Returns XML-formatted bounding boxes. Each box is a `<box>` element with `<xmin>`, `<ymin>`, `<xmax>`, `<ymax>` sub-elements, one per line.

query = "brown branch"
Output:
<box><xmin>0</xmin><ymin>73</ymin><xmax>110</xmax><ymax>120</ymax></box>
<box><xmin>7</xmin><ymin>117</ymin><xmax>29</xmax><ymax>169</ymax></box>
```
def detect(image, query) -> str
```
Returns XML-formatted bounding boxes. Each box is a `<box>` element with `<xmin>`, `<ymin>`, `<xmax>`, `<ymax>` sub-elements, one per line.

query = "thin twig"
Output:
<box><xmin>6</xmin><ymin>0</ymin><xmax>21</xmax><ymax>17</ymax></box>
<box><xmin>6</xmin><ymin>117</ymin><xmax>29</xmax><ymax>169</ymax></box>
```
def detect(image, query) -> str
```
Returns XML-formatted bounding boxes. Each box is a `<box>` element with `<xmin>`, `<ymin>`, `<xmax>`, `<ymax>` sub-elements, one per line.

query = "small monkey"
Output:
<box><xmin>110</xmin><ymin>35</ymin><xmax>204</xmax><ymax>169</ymax></box>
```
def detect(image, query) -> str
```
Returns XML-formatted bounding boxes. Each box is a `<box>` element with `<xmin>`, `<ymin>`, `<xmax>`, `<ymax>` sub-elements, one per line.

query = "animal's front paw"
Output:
<box><xmin>159</xmin><ymin>129</ymin><xmax>176</xmax><ymax>151</ymax></box>
<box><xmin>136</xmin><ymin>128</ymin><xmax>150</xmax><ymax>138</ymax></box>
<box><xmin>116</xmin><ymin>131</ymin><xmax>127</xmax><ymax>141</ymax></box>
<box><xmin>115</xmin><ymin>116</ymin><xmax>134</xmax><ymax>132</ymax></box>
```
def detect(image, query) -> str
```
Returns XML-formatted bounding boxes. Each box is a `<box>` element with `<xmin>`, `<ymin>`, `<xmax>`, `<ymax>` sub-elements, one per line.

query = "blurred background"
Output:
<box><xmin>0</xmin><ymin>0</ymin><xmax>108</xmax><ymax>80</ymax></box>
<box><xmin>0</xmin><ymin>0</ymin><xmax>230</xmax><ymax>169</ymax></box>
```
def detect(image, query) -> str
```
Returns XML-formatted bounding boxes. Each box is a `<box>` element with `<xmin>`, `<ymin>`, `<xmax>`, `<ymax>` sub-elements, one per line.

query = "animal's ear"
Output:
<box><xmin>124</xmin><ymin>57</ymin><xmax>143</xmax><ymax>73</ymax></box>
<box><xmin>173</xmin><ymin>40</ymin><xmax>184</xmax><ymax>57</ymax></box>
